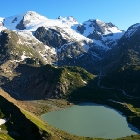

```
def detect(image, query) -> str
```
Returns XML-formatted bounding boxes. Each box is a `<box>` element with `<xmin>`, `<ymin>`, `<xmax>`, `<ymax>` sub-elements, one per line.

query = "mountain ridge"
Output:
<box><xmin>0</xmin><ymin>11</ymin><xmax>140</xmax><ymax>140</ymax></box>
<box><xmin>0</xmin><ymin>11</ymin><xmax>125</xmax><ymax>71</ymax></box>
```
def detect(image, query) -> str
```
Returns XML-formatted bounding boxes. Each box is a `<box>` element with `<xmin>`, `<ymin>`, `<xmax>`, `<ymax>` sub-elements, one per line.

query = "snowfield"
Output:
<box><xmin>1</xmin><ymin>11</ymin><xmax>123</xmax><ymax>47</ymax></box>
<box><xmin>0</xmin><ymin>11</ymin><xmax>126</xmax><ymax>62</ymax></box>
<box><xmin>0</xmin><ymin>119</ymin><xmax>6</xmax><ymax>126</ymax></box>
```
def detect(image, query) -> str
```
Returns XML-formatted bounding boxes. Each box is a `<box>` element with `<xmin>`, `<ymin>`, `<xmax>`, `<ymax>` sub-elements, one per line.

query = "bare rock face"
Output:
<box><xmin>16</xmin><ymin>19</ymin><xmax>26</xmax><ymax>30</ymax></box>
<box><xmin>0</xmin><ymin>29</ymin><xmax>52</xmax><ymax>65</ymax></box>
<box><xmin>76</xmin><ymin>19</ymin><xmax>124</xmax><ymax>48</ymax></box>
<box><xmin>34</xmin><ymin>27</ymin><xmax>68</xmax><ymax>49</ymax></box>
<box><xmin>1</xmin><ymin>60</ymin><xmax>18</xmax><ymax>73</ymax></box>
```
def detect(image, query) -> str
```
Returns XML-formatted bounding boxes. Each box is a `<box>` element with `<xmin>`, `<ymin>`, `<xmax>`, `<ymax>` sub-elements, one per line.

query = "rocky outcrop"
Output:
<box><xmin>16</xmin><ymin>19</ymin><xmax>26</xmax><ymax>30</ymax></box>
<box><xmin>1</xmin><ymin>60</ymin><xmax>18</xmax><ymax>73</ymax></box>
<box><xmin>0</xmin><ymin>29</ymin><xmax>49</xmax><ymax>66</ymax></box>
<box><xmin>76</xmin><ymin>19</ymin><xmax>124</xmax><ymax>48</ymax></box>
<box><xmin>34</xmin><ymin>27</ymin><xmax>68</xmax><ymax>49</ymax></box>
<box><xmin>1</xmin><ymin>64</ymin><xmax>94</xmax><ymax>100</ymax></box>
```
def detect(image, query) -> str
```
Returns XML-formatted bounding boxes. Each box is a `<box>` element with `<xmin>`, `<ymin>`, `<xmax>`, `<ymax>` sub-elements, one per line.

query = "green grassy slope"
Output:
<box><xmin>0</xmin><ymin>94</ymin><xmax>51</xmax><ymax>140</ymax></box>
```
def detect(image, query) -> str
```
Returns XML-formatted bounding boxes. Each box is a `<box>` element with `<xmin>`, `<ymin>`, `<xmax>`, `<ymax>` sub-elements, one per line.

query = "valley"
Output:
<box><xmin>0</xmin><ymin>11</ymin><xmax>140</xmax><ymax>139</ymax></box>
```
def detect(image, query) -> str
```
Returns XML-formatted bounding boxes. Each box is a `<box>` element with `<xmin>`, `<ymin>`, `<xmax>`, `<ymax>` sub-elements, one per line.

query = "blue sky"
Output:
<box><xmin>1</xmin><ymin>0</ymin><xmax>140</xmax><ymax>30</ymax></box>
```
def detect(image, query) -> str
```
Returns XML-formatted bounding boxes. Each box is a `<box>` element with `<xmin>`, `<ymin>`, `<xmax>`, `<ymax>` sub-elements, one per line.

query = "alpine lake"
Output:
<box><xmin>41</xmin><ymin>103</ymin><xmax>140</xmax><ymax>139</ymax></box>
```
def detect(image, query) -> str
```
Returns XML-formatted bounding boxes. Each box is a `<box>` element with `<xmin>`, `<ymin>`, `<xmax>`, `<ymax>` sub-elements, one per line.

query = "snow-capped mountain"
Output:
<box><xmin>0</xmin><ymin>18</ymin><xmax>4</xmax><ymax>26</ymax></box>
<box><xmin>0</xmin><ymin>17</ymin><xmax>6</xmax><ymax>32</ymax></box>
<box><xmin>123</xmin><ymin>23</ymin><xmax>140</xmax><ymax>38</ymax></box>
<box><xmin>74</xmin><ymin>19</ymin><xmax>125</xmax><ymax>48</ymax></box>
<box><xmin>57</xmin><ymin>15</ymin><xmax>78</xmax><ymax>26</ymax></box>
<box><xmin>0</xmin><ymin>11</ymin><xmax>125</xmax><ymax>70</ymax></box>
<box><xmin>3</xmin><ymin>11</ymin><xmax>91</xmax><ymax>42</ymax></box>
<box><xmin>3</xmin><ymin>11</ymin><xmax>78</xmax><ymax>31</ymax></box>
<box><xmin>3</xmin><ymin>11</ymin><xmax>47</xmax><ymax>30</ymax></box>
<box><xmin>100</xmin><ymin>21</ymin><xmax>140</xmax><ymax>75</ymax></box>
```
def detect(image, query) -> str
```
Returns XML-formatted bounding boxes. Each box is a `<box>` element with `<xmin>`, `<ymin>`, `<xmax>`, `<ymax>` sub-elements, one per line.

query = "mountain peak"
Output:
<box><xmin>57</xmin><ymin>16</ymin><xmax>77</xmax><ymax>23</ymax></box>
<box><xmin>24</xmin><ymin>11</ymin><xmax>46</xmax><ymax>18</ymax></box>
<box><xmin>3</xmin><ymin>11</ymin><xmax>47</xmax><ymax>30</ymax></box>
<box><xmin>57</xmin><ymin>16</ymin><xmax>62</xmax><ymax>19</ymax></box>
<box><xmin>87</xmin><ymin>19</ymin><xmax>102</xmax><ymax>22</ymax></box>
<box><xmin>25</xmin><ymin>11</ymin><xmax>38</xmax><ymax>14</ymax></box>
<box><xmin>23</xmin><ymin>11</ymin><xmax>47</xmax><ymax>20</ymax></box>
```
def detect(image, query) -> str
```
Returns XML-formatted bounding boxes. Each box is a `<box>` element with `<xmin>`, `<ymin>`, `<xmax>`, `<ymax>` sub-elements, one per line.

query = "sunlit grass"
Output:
<box><xmin>0</xmin><ymin>134</ymin><xmax>14</xmax><ymax>140</ymax></box>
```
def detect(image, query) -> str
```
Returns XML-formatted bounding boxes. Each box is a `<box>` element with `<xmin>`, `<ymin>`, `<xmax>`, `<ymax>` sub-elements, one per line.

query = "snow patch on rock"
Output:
<box><xmin>0</xmin><ymin>119</ymin><xmax>6</xmax><ymax>125</ymax></box>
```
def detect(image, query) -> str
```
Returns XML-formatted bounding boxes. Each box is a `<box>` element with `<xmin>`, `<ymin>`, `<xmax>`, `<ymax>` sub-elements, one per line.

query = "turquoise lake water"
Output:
<box><xmin>41</xmin><ymin>103</ymin><xmax>140</xmax><ymax>139</ymax></box>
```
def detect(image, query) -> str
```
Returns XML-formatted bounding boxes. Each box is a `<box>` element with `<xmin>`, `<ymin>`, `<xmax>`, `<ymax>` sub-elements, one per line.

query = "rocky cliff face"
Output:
<box><xmin>75</xmin><ymin>19</ymin><xmax>124</xmax><ymax>48</ymax></box>
<box><xmin>0</xmin><ymin>29</ymin><xmax>47</xmax><ymax>64</ymax></box>
<box><xmin>34</xmin><ymin>27</ymin><xmax>68</xmax><ymax>49</ymax></box>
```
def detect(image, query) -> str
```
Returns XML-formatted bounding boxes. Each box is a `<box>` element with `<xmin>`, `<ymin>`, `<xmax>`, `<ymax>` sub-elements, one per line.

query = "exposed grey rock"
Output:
<box><xmin>12</xmin><ymin>17</ymin><xmax>17</xmax><ymax>23</ymax></box>
<box><xmin>34</xmin><ymin>26</ymin><xmax>68</xmax><ymax>49</ymax></box>
<box><xmin>16</xmin><ymin>19</ymin><xmax>26</xmax><ymax>30</ymax></box>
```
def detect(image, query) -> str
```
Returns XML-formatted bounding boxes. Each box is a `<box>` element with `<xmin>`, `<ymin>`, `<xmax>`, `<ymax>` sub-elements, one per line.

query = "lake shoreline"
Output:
<box><xmin>68</xmin><ymin>99</ymin><xmax>140</xmax><ymax>131</ymax></box>
<box><xmin>40</xmin><ymin>99</ymin><xmax>140</xmax><ymax>132</ymax></box>
<box><xmin>41</xmin><ymin>101</ymin><xmax>140</xmax><ymax>139</ymax></box>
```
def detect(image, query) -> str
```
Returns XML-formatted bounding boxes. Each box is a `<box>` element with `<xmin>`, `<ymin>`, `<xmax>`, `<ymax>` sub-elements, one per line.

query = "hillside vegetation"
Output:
<box><xmin>0</xmin><ymin>91</ymin><xmax>51</xmax><ymax>140</ymax></box>
<box><xmin>1</xmin><ymin>64</ymin><xmax>95</xmax><ymax>100</ymax></box>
